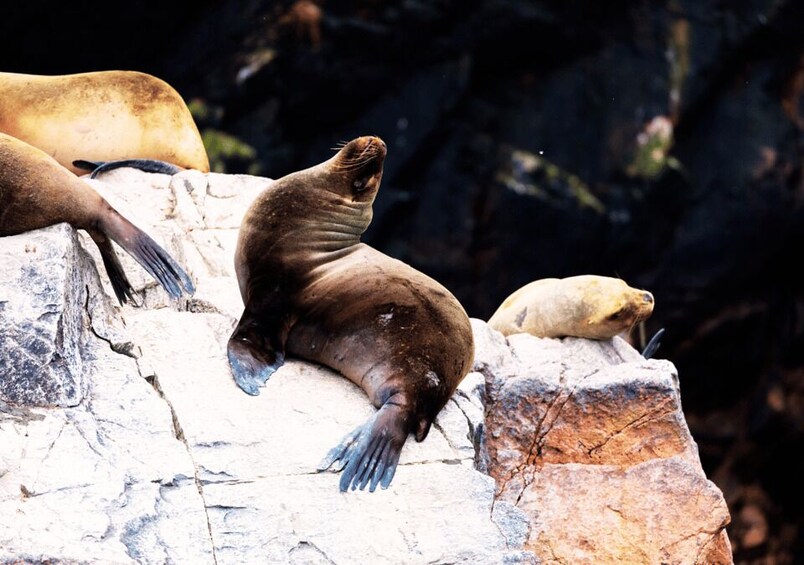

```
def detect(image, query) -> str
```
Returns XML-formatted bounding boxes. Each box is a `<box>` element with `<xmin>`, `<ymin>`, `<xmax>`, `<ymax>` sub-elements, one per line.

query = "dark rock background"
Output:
<box><xmin>2</xmin><ymin>1</ymin><xmax>802</xmax><ymax>562</ymax></box>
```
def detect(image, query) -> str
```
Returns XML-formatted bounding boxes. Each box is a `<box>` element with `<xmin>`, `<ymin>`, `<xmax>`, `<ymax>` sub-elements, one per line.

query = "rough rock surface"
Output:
<box><xmin>2</xmin><ymin>4</ymin><xmax>802</xmax><ymax>559</ymax></box>
<box><xmin>0</xmin><ymin>169</ymin><xmax>533</xmax><ymax>564</ymax></box>
<box><xmin>1</xmin><ymin>169</ymin><xmax>730</xmax><ymax>564</ymax></box>
<box><xmin>1</xmin><ymin>224</ymin><xmax>90</xmax><ymax>407</ymax></box>
<box><xmin>475</xmin><ymin>321</ymin><xmax>733</xmax><ymax>564</ymax></box>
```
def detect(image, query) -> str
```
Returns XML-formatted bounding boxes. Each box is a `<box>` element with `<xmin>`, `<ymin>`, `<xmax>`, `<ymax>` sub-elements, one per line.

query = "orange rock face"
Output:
<box><xmin>472</xmin><ymin>320</ymin><xmax>733</xmax><ymax>564</ymax></box>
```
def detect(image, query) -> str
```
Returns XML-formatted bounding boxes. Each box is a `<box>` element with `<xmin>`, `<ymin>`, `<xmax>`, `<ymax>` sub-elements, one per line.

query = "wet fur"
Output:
<box><xmin>227</xmin><ymin>136</ymin><xmax>474</xmax><ymax>492</ymax></box>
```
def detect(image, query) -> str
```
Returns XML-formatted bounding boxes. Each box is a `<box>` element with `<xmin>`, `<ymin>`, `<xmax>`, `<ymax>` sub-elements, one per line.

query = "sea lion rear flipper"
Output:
<box><xmin>99</xmin><ymin>210</ymin><xmax>196</xmax><ymax>300</ymax></box>
<box><xmin>72</xmin><ymin>159</ymin><xmax>183</xmax><ymax>179</ymax></box>
<box><xmin>73</xmin><ymin>160</ymin><xmax>102</xmax><ymax>172</ymax></box>
<box><xmin>317</xmin><ymin>402</ymin><xmax>409</xmax><ymax>493</ymax></box>
<box><xmin>88</xmin><ymin>229</ymin><xmax>140</xmax><ymax>306</ymax></box>
<box><xmin>642</xmin><ymin>327</ymin><xmax>665</xmax><ymax>359</ymax></box>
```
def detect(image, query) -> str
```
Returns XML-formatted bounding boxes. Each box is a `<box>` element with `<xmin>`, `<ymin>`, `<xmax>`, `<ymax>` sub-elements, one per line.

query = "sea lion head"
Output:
<box><xmin>324</xmin><ymin>135</ymin><xmax>387</xmax><ymax>203</ymax></box>
<box><xmin>234</xmin><ymin>136</ymin><xmax>388</xmax><ymax>281</ymax></box>
<box><xmin>580</xmin><ymin>277</ymin><xmax>655</xmax><ymax>339</ymax></box>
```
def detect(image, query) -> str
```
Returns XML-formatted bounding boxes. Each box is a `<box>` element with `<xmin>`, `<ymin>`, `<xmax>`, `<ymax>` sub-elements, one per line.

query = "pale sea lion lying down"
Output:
<box><xmin>0</xmin><ymin>132</ymin><xmax>194</xmax><ymax>304</ymax></box>
<box><xmin>488</xmin><ymin>274</ymin><xmax>655</xmax><ymax>341</ymax></box>
<box><xmin>0</xmin><ymin>70</ymin><xmax>209</xmax><ymax>177</ymax></box>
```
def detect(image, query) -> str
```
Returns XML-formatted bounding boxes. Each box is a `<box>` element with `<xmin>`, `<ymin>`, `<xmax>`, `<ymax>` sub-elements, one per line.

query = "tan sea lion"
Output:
<box><xmin>0</xmin><ymin>70</ymin><xmax>209</xmax><ymax>176</ymax></box>
<box><xmin>227</xmin><ymin>136</ymin><xmax>474</xmax><ymax>492</ymax></box>
<box><xmin>0</xmin><ymin>132</ymin><xmax>195</xmax><ymax>304</ymax></box>
<box><xmin>488</xmin><ymin>274</ymin><xmax>654</xmax><ymax>340</ymax></box>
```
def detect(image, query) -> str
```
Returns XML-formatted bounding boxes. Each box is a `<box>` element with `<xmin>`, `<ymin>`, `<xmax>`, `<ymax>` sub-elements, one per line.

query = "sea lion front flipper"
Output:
<box><xmin>317</xmin><ymin>401</ymin><xmax>410</xmax><ymax>493</ymax></box>
<box><xmin>73</xmin><ymin>159</ymin><xmax>183</xmax><ymax>179</ymax></box>
<box><xmin>88</xmin><ymin>229</ymin><xmax>140</xmax><ymax>306</ymax></box>
<box><xmin>227</xmin><ymin>306</ymin><xmax>289</xmax><ymax>395</ymax></box>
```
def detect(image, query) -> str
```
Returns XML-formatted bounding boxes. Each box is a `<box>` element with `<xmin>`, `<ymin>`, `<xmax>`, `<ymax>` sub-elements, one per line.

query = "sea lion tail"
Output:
<box><xmin>317</xmin><ymin>403</ymin><xmax>409</xmax><ymax>493</ymax></box>
<box><xmin>73</xmin><ymin>159</ymin><xmax>183</xmax><ymax>179</ymax></box>
<box><xmin>99</xmin><ymin>210</ymin><xmax>195</xmax><ymax>302</ymax></box>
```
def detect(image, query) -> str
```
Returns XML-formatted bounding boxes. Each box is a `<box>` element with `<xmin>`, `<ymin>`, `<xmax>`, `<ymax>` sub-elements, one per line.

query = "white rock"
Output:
<box><xmin>1</xmin><ymin>169</ymin><xmax>532</xmax><ymax>564</ymax></box>
<box><xmin>2</xmin><ymin>168</ymin><xmax>730</xmax><ymax>564</ymax></box>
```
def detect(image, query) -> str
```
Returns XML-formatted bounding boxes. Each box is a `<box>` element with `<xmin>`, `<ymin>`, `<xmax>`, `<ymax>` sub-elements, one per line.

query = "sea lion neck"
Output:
<box><xmin>301</xmin><ymin>187</ymin><xmax>373</xmax><ymax>256</ymax></box>
<box><xmin>291</xmin><ymin>143</ymin><xmax>384</xmax><ymax>248</ymax></box>
<box><xmin>238</xmin><ymin>137</ymin><xmax>387</xmax><ymax>276</ymax></box>
<box><xmin>287</xmin><ymin>161</ymin><xmax>376</xmax><ymax>241</ymax></box>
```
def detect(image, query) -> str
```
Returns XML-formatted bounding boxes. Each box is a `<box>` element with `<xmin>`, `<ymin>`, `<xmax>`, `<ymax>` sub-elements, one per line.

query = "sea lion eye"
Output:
<box><xmin>608</xmin><ymin>310</ymin><xmax>623</xmax><ymax>320</ymax></box>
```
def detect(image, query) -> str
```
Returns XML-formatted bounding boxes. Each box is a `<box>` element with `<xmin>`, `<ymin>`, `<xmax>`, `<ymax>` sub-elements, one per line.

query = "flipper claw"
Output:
<box><xmin>317</xmin><ymin>426</ymin><xmax>362</xmax><ymax>473</ymax></box>
<box><xmin>316</xmin><ymin>403</ymin><xmax>409</xmax><ymax>492</ymax></box>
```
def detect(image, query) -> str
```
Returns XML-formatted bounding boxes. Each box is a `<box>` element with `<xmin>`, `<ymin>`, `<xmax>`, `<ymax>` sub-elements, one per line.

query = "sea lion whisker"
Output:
<box><xmin>335</xmin><ymin>143</ymin><xmax>381</xmax><ymax>168</ymax></box>
<box><xmin>332</xmin><ymin>155</ymin><xmax>377</xmax><ymax>171</ymax></box>
<box><xmin>355</xmin><ymin>144</ymin><xmax>372</xmax><ymax>160</ymax></box>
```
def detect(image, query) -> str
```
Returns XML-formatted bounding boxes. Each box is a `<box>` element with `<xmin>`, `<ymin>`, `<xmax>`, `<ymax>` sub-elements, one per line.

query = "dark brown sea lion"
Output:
<box><xmin>0</xmin><ymin>70</ymin><xmax>209</xmax><ymax>176</ymax></box>
<box><xmin>0</xmin><ymin>132</ymin><xmax>195</xmax><ymax>304</ymax></box>
<box><xmin>227</xmin><ymin>136</ymin><xmax>474</xmax><ymax>492</ymax></box>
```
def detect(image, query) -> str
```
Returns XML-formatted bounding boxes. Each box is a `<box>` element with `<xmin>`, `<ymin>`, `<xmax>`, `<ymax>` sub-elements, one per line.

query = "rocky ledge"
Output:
<box><xmin>0</xmin><ymin>169</ymin><xmax>731</xmax><ymax>564</ymax></box>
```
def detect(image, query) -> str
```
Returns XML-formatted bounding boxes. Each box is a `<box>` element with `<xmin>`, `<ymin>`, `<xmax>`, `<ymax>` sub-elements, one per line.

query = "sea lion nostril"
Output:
<box><xmin>644</xmin><ymin>293</ymin><xmax>654</xmax><ymax>303</ymax></box>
